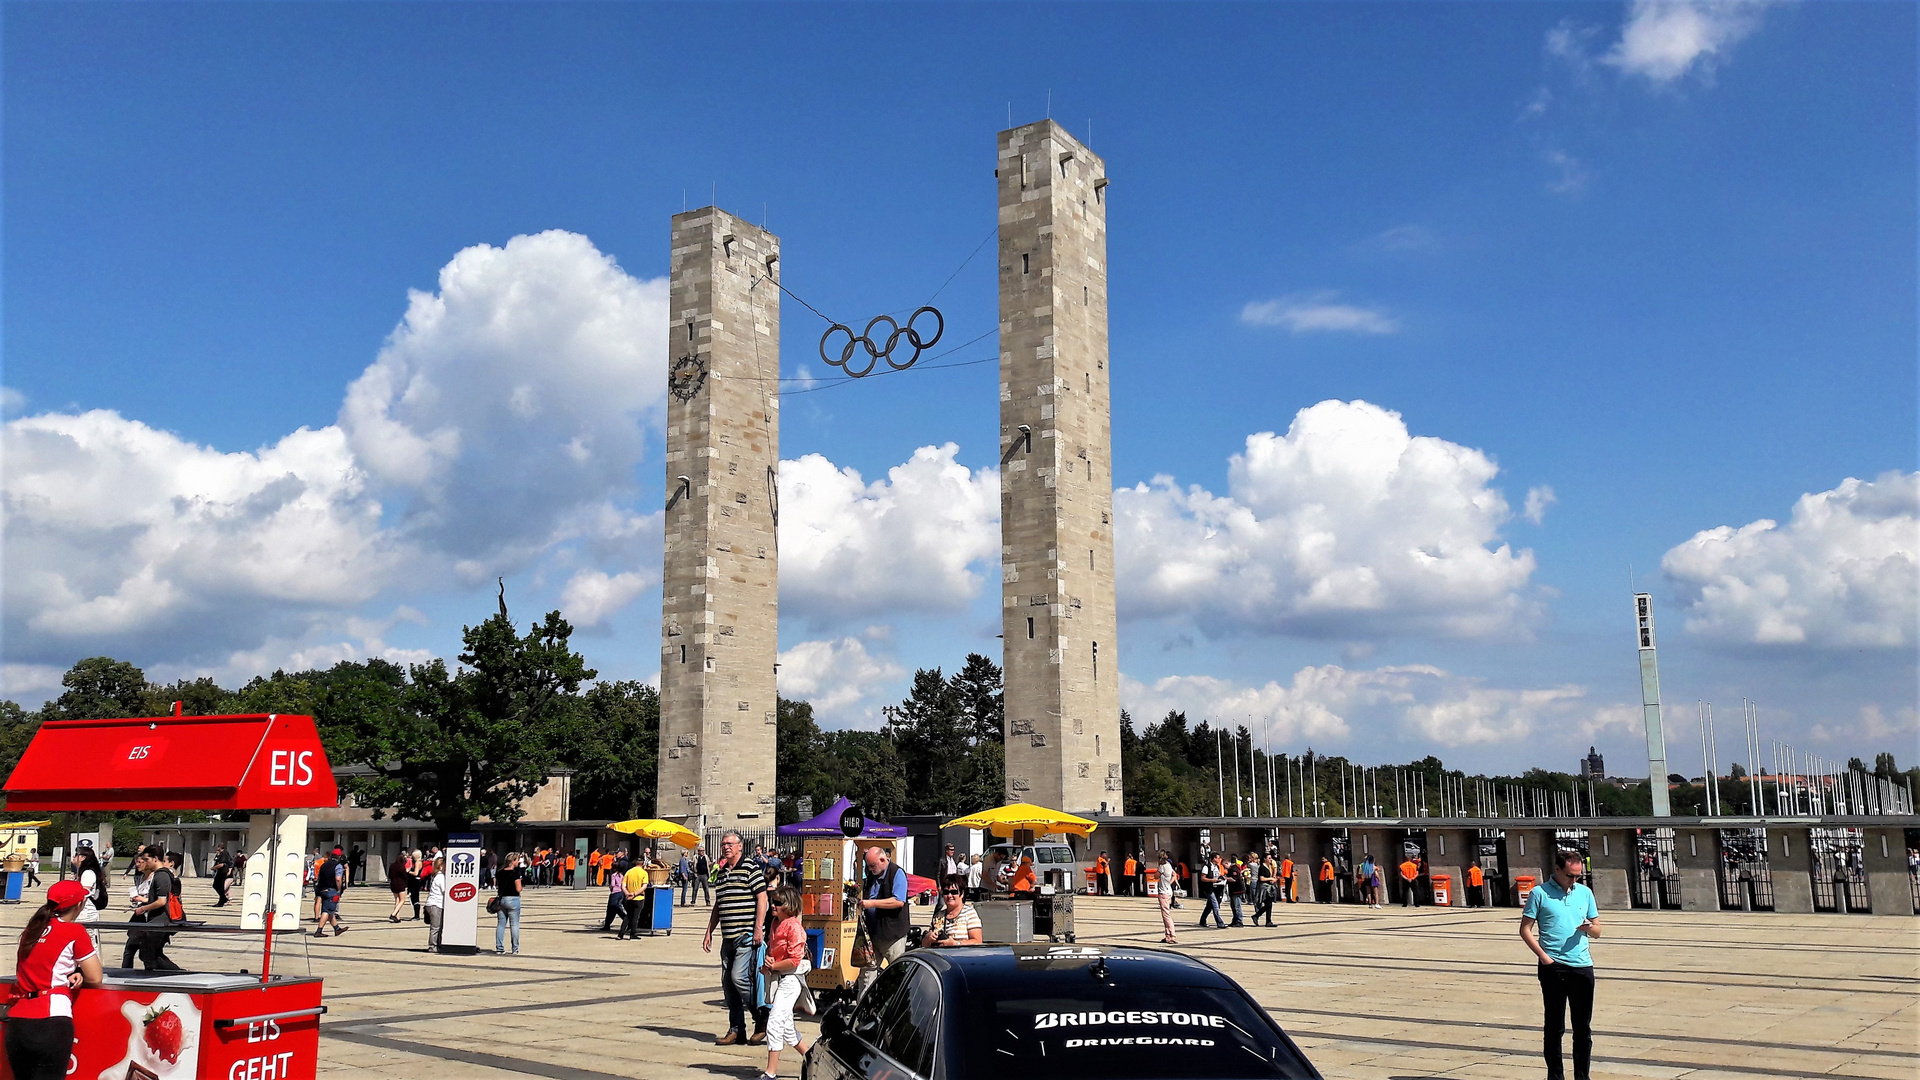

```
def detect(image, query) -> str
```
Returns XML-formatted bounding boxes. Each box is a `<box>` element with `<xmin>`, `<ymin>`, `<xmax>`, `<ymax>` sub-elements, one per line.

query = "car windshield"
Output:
<box><xmin>963</xmin><ymin>984</ymin><xmax>1315</xmax><ymax>1079</ymax></box>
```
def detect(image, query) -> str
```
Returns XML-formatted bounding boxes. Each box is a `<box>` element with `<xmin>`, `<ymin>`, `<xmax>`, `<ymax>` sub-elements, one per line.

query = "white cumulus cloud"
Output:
<box><xmin>1604</xmin><ymin>0</ymin><xmax>1767</xmax><ymax>84</ymax></box>
<box><xmin>1524</xmin><ymin>485</ymin><xmax>1558</xmax><ymax>524</ymax></box>
<box><xmin>777</xmin><ymin>635</ymin><xmax>907</xmax><ymax>725</ymax></box>
<box><xmin>1662</xmin><ymin>471</ymin><xmax>1918</xmax><ymax>649</ymax></box>
<box><xmin>341</xmin><ymin>229</ymin><xmax>669</xmax><ymax>568</ymax></box>
<box><xmin>4</xmin><ymin>230</ymin><xmax>670</xmax><ymax>679</ymax></box>
<box><xmin>560</xmin><ymin>569</ymin><xmax>656</xmax><ymax>629</ymax></box>
<box><xmin>1122</xmin><ymin>664</ymin><xmax>1597</xmax><ymax>749</ymax></box>
<box><xmin>1113</xmin><ymin>400</ymin><xmax>1538</xmax><ymax>640</ymax></box>
<box><xmin>778</xmin><ymin>443</ymin><xmax>999</xmax><ymax>625</ymax></box>
<box><xmin>1241</xmin><ymin>292</ymin><xmax>1398</xmax><ymax>335</ymax></box>
<box><xmin>3</xmin><ymin>412</ymin><xmax>397</xmax><ymax>662</ymax></box>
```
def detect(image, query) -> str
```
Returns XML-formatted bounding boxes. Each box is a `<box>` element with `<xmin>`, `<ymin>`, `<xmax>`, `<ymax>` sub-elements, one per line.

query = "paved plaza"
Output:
<box><xmin>9</xmin><ymin>886</ymin><xmax>1913</xmax><ymax>1080</ymax></box>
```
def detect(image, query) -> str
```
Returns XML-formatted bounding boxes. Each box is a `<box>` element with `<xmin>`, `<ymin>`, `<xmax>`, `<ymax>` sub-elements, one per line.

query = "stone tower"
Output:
<box><xmin>657</xmin><ymin>207</ymin><xmax>780</xmax><ymax>834</ymax></box>
<box><xmin>998</xmin><ymin>120</ymin><xmax>1122</xmax><ymax>815</ymax></box>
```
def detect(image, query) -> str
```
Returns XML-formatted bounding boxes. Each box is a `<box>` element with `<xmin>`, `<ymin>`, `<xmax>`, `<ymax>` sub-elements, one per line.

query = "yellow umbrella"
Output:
<box><xmin>942</xmin><ymin>803</ymin><xmax>1098</xmax><ymax>838</ymax></box>
<box><xmin>608</xmin><ymin>818</ymin><xmax>701</xmax><ymax>850</ymax></box>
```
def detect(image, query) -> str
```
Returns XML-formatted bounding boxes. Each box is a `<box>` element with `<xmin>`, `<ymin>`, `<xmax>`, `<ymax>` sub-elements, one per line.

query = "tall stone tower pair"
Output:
<box><xmin>658</xmin><ymin>119</ymin><xmax>1121</xmax><ymax>833</ymax></box>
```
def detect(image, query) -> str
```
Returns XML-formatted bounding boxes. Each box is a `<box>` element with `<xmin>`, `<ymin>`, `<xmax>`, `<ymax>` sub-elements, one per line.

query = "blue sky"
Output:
<box><xmin>5</xmin><ymin>2</ymin><xmax>1915</xmax><ymax>777</ymax></box>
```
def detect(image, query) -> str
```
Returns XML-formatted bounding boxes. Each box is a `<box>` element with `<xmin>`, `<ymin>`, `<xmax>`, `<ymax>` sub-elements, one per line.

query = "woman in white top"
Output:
<box><xmin>422</xmin><ymin>858</ymin><xmax>447</xmax><ymax>952</ymax></box>
<box><xmin>67</xmin><ymin>850</ymin><xmax>104</xmax><ymax>948</ymax></box>
<box><xmin>920</xmin><ymin>884</ymin><xmax>983</xmax><ymax>948</ymax></box>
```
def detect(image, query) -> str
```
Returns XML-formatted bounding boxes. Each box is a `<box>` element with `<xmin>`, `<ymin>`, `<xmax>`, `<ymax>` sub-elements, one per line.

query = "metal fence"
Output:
<box><xmin>1716</xmin><ymin>828</ymin><xmax>1774</xmax><ymax>911</ymax></box>
<box><xmin>1809</xmin><ymin>827</ymin><xmax>1871</xmax><ymax>913</ymax></box>
<box><xmin>1629</xmin><ymin>828</ymin><xmax>1681</xmax><ymax>910</ymax></box>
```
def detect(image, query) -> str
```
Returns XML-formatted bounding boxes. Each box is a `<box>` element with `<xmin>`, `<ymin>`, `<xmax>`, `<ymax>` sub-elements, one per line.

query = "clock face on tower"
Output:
<box><xmin>670</xmin><ymin>354</ymin><xmax>708</xmax><ymax>402</ymax></box>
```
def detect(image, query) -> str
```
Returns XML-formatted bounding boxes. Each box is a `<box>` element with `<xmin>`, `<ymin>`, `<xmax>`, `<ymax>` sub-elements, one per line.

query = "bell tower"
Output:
<box><xmin>657</xmin><ymin>207</ymin><xmax>781</xmax><ymax>834</ymax></box>
<box><xmin>997</xmin><ymin>120</ymin><xmax>1122</xmax><ymax>815</ymax></box>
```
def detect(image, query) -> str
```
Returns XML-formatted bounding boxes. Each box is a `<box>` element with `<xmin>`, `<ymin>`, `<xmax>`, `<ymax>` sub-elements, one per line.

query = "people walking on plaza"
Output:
<box><xmin>1226</xmin><ymin>856</ymin><xmax>1248</xmax><ymax>926</ymax></box>
<box><xmin>704</xmin><ymin>831</ymin><xmax>768</xmax><ymax>1046</ymax></box>
<box><xmin>1400</xmin><ymin>854</ymin><xmax>1421</xmax><ymax>908</ymax></box>
<box><xmin>600</xmin><ymin>859</ymin><xmax>628</xmax><ymax>932</ymax></box>
<box><xmin>1469</xmin><ymin>862</ymin><xmax>1487</xmax><ymax>907</ymax></box>
<box><xmin>494</xmin><ymin>852</ymin><xmax>524</xmax><ymax>955</ymax></box>
<box><xmin>941</xmin><ymin>844</ymin><xmax>965</xmax><ymax>891</ymax></box>
<box><xmin>1319</xmin><ymin>856</ymin><xmax>1335</xmax><ymax>902</ymax></box>
<box><xmin>693</xmin><ymin>846</ymin><xmax>714</xmax><ymax>906</ymax></box>
<box><xmin>423</xmin><ymin>856</ymin><xmax>445</xmax><ymax>952</ymax></box>
<box><xmin>1279</xmin><ymin>853</ymin><xmax>1295</xmax><ymax>904</ymax></box>
<box><xmin>7</xmin><ymin>881</ymin><xmax>106</xmax><ymax>1080</ymax></box>
<box><xmin>313</xmin><ymin>849</ymin><xmax>347</xmax><ymax>938</ymax></box>
<box><xmin>854</xmin><ymin>846</ymin><xmax>911</xmax><ymax>998</ymax></box>
<box><xmin>1358</xmin><ymin>854</ymin><xmax>1377</xmax><ymax>907</ymax></box>
<box><xmin>349</xmin><ymin>845</ymin><xmax>366</xmax><ymax>888</ymax></box>
<box><xmin>127</xmin><ymin>845</ymin><xmax>185</xmax><ymax>972</ymax></box>
<box><xmin>757</xmin><ymin>885</ymin><xmax>811</xmax><ymax>1080</ymax></box>
<box><xmin>1120</xmin><ymin>853</ymin><xmax>1137</xmax><ymax>897</ymax></box>
<box><xmin>209</xmin><ymin>844</ymin><xmax>232</xmax><ymax>907</ymax></box>
<box><xmin>619</xmin><ymin>857</ymin><xmax>649</xmax><ymax>939</ymax></box>
<box><xmin>1094</xmin><ymin>851</ymin><xmax>1111</xmax><ymax>895</ymax></box>
<box><xmin>67</xmin><ymin>849</ymin><xmax>104</xmax><ymax>949</ymax></box>
<box><xmin>1521</xmin><ymin>850</ymin><xmax>1601</xmax><ymax>1080</ymax></box>
<box><xmin>1370</xmin><ymin>862</ymin><xmax>1387</xmax><ymax>909</ymax></box>
<box><xmin>1197</xmin><ymin>855</ymin><xmax>1226</xmax><ymax>929</ymax></box>
<box><xmin>1156</xmin><ymin>850</ymin><xmax>1179</xmax><ymax>944</ymax></box>
<box><xmin>965</xmin><ymin>853</ymin><xmax>984</xmax><ymax>900</ymax></box>
<box><xmin>388</xmin><ymin>850</ymin><xmax>412</xmax><ymax>921</ymax></box>
<box><xmin>1250</xmin><ymin>854</ymin><xmax>1273</xmax><ymax>926</ymax></box>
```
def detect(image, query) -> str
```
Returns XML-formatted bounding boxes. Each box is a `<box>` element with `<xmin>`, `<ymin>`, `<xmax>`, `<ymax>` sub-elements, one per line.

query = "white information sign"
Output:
<box><xmin>441</xmin><ymin>833</ymin><xmax>482</xmax><ymax>954</ymax></box>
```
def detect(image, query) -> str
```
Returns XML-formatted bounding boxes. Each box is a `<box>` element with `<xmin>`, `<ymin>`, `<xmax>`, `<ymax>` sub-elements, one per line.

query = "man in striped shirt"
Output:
<box><xmin>703</xmin><ymin>830</ymin><xmax>768</xmax><ymax>1046</ymax></box>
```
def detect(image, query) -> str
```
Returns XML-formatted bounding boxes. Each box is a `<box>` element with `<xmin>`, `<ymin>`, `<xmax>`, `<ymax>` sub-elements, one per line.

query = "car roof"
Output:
<box><xmin>905</xmin><ymin>944</ymin><xmax>1238</xmax><ymax>994</ymax></box>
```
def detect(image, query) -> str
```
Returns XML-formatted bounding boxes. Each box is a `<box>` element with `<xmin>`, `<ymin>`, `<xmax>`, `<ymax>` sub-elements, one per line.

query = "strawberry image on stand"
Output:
<box><xmin>102</xmin><ymin>994</ymin><xmax>200</xmax><ymax>1079</ymax></box>
<box><xmin>142</xmin><ymin>1006</ymin><xmax>184</xmax><ymax>1065</ymax></box>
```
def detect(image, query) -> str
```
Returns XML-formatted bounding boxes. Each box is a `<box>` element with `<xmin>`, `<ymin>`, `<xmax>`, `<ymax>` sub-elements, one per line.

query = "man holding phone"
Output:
<box><xmin>1520</xmin><ymin>849</ymin><xmax>1602</xmax><ymax>1080</ymax></box>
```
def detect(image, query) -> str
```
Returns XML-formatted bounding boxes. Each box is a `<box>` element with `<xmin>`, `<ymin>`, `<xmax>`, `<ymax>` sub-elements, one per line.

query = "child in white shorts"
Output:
<box><xmin>760</xmin><ymin>885</ymin><xmax>811</xmax><ymax>1079</ymax></box>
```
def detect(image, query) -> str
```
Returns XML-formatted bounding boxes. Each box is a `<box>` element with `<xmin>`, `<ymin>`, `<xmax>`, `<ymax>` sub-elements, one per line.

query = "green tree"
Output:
<box><xmin>0</xmin><ymin>701</ymin><xmax>41</xmax><ymax>788</ymax></box>
<box><xmin>563</xmin><ymin>681</ymin><xmax>660</xmax><ymax>820</ymax></box>
<box><xmin>1873</xmin><ymin>752</ymin><xmax>1899</xmax><ymax>778</ymax></box>
<box><xmin>47</xmin><ymin>658</ymin><xmax>151</xmax><ymax>720</ymax></box>
<box><xmin>820</xmin><ymin>730</ymin><xmax>907</xmax><ymax>820</ymax></box>
<box><xmin>330</xmin><ymin>593</ymin><xmax>594</xmax><ymax>832</ymax></box>
<box><xmin>144</xmin><ymin>676</ymin><xmax>231</xmax><ymax>717</ymax></box>
<box><xmin>882</xmin><ymin>656</ymin><xmax>1006</xmax><ymax>816</ymax></box>
<box><xmin>775</xmin><ymin>698</ymin><xmax>831</xmax><ymax>823</ymax></box>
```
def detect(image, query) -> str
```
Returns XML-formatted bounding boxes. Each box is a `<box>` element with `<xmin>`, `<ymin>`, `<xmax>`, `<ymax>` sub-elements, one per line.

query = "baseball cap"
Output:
<box><xmin>48</xmin><ymin>880</ymin><xmax>90</xmax><ymax>908</ymax></box>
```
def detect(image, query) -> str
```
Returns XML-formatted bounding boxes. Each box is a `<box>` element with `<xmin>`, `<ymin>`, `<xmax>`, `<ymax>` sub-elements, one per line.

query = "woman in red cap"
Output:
<box><xmin>7</xmin><ymin>881</ymin><xmax>105</xmax><ymax>1079</ymax></box>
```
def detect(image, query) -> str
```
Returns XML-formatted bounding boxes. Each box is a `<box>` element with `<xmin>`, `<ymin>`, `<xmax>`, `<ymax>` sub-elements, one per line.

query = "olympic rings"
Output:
<box><xmin>819</xmin><ymin>305</ymin><xmax>944</xmax><ymax>378</ymax></box>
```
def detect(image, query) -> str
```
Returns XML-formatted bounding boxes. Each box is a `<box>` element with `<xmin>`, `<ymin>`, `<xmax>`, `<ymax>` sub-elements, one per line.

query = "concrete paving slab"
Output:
<box><xmin>2</xmin><ymin>887</ymin><xmax>1910</xmax><ymax>1079</ymax></box>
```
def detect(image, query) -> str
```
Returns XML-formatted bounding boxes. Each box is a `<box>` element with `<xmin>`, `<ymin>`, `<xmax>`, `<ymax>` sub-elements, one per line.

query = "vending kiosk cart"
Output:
<box><xmin>0</xmin><ymin>712</ymin><xmax>339</xmax><ymax>1080</ymax></box>
<box><xmin>783</xmin><ymin>799</ymin><xmax>907</xmax><ymax>1006</ymax></box>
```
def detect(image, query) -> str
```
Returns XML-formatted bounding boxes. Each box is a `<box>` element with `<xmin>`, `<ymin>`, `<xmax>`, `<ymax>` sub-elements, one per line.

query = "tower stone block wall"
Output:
<box><xmin>997</xmin><ymin>120</ymin><xmax>1122</xmax><ymax>815</ymax></box>
<box><xmin>657</xmin><ymin>207</ymin><xmax>780</xmax><ymax>832</ymax></box>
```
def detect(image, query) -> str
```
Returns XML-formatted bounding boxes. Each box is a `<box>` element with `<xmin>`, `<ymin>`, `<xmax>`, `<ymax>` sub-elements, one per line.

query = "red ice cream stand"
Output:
<box><xmin>0</xmin><ymin>712</ymin><xmax>338</xmax><ymax>1080</ymax></box>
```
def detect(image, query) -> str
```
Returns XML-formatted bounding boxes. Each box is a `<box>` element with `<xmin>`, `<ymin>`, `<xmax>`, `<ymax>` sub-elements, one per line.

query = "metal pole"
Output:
<box><xmin>1216</xmin><ymin>728</ymin><xmax>1226</xmax><ymax>816</ymax></box>
<box><xmin>1232</xmin><ymin>728</ymin><xmax>1244</xmax><ymax>816</ymax></box>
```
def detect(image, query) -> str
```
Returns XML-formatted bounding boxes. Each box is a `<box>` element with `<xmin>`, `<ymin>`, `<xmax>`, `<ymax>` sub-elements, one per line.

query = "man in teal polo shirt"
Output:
<box><xmin>1520</xmin><ymin>849</ymin><xmax>1602</xmax><ymax>1080</ymax></box>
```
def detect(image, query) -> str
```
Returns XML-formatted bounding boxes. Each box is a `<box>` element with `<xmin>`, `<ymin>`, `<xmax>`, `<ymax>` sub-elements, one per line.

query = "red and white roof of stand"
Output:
<box><xmin>3</xmin><ymin>713</ymin><xmax>338</xmax><ymax>812</ymax></box>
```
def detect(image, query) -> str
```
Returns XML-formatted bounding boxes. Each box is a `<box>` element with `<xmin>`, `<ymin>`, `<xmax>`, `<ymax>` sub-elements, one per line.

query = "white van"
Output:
<box><xmin>983</xmin><ymin>841</ymin><xmax>1077</xmax><ymax>892</ymax></box>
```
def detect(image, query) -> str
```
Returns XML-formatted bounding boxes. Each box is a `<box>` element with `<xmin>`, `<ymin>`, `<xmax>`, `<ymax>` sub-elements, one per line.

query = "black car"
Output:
<box><xmin>803</xmin><ymin>944</ymin><xmax>1322</xmax><ymax>1080</ymax></box>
